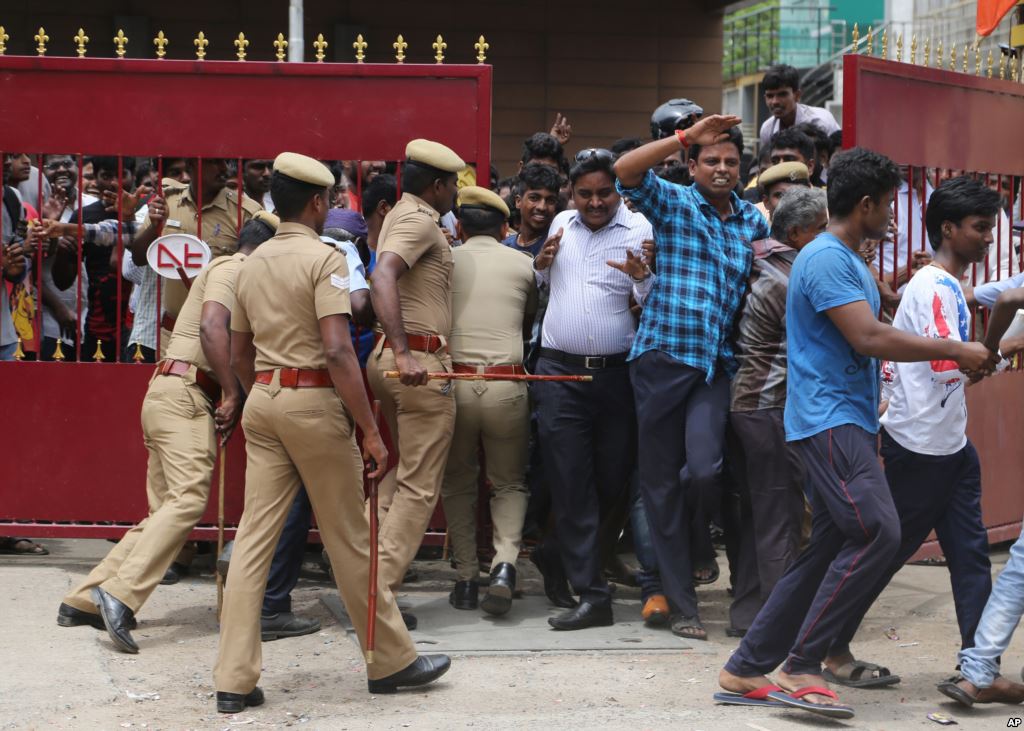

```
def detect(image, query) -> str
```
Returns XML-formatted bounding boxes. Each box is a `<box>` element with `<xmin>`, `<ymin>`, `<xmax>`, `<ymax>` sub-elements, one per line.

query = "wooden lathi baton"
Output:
<box><xmin>366</xmin><ymin>400</ymin><xmax>382</xmax><ymax>664</ymax></box>
<box><xmin>216</xmin><ymin>442</ymin><xmax>226</xmax><ymax>618</ymax></box>
<box><xmin>383</xmin><ymin>371</ymin><xmax>593</xmax><ymax>383</ymax></box>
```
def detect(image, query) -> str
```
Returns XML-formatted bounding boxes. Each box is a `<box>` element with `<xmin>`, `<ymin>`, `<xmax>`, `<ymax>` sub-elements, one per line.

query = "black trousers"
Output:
<box><xmin>534</xmin><ymin>356</ymin><xmax>635</xmax><ymax>605</ymax></box>
<box><xmin>827</xmin><ymin>429</ymin><xmax>991</xmax><ymax>656</ymax></box>
<box><xmin>631</xmin><ymin>350</ymin><xmax>730</xmax><ymax>619</ymax></box>
<box><xmin>728</xmin><ymin>408</ymin><xmax>806</xmax><ymax>632</ymax></box>
<box><xmin>263</xmin><ymin>485</ymin><xmax>313</xmax><ymax>615</ymax></box>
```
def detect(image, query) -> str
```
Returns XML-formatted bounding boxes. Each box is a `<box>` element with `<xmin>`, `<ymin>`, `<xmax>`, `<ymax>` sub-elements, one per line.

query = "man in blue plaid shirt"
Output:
<box><xmin>614</xmin><ymin>114</ymin><xmax>768</xmax><ymax>640</ymax></box>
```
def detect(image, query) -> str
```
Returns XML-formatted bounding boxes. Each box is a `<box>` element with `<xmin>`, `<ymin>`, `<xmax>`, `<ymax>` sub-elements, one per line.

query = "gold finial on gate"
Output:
<box><xmin>935</xmin><ymin>40</ymin><xmax>943</xmax><ymax>68</ymax></box>
<box><xmin>194</xmin><ymin>31</ymin><xmax>209</xmax><ymax>60</ymax></box>
<box><xmin>393</xmin><ymin>34</ymin><xmax>408</xmax><ymax>63</ymax></box>
<box><xmin>313</xmin><ymin>33</ymin><xmax>328</xmax><ymax>62</ymax></box>
<box><xmin>433</xmin><ymin>34</ymin><xmax>447</xmax><ymax>63</ymax></box>
<box><xmin>949</xmin><ymin>42</ymin><xmax>956</xmax><ymax>71</ymax></box>
<box><xmin>999</xmin><ymin>51</ymin><xmax>1007</xmax><ymax>80</ymax></box>
<box><xmin>923</xmin><ymin>37</ymin><xmax>930</xmax><ymax>67</ymax></box>
<box><xmin>975</xmin><ymin>44</ymin><xmax>982</xmax><ymax>75</ymax></box>
<box><xmin>113</xmin><ymin>29</ymin><xmax>128</xmax><ymax>58</ymax></box>
<box><xmin>92</xmin><ymin>340</ymin><xmax>105</xmax><ymax>362</ymax></box>
<box><xmin>962</xmin><ymin>43</ymin><xmax>969</xmax><ymax>73</ymax></box>
<box><xmin>475</xmin><ymin>35</ymin><xmax>489</xmax><ymax>64</ymax></box>
<box><xmin>881</xmin><ymin>28</ymin><xmax>888</xmax><ymax>60</ymax></box>
<box><xmin>13</xmin><ymin>337</ymin><xmax>25</xmax><ymax>361</ymax></box>
<box><xmin>353</xmin><ymin>33</ymin><xmax>367</xmax><ymax>62</ymax></box>
<box><xmin>866</xmin><ymin>26</ymin><xmax>874</xmax><ymax>56</ymax></box>
<box><xmin>35</xmin><ymin>27</ymin><xmax>49</xmax><ymax>56</ymax></box>
<box><xmin>74</xmin><ymin>28</ymin><xmax>89</xmax><ymax>57</ymax></box>
<box><xmin>910</xmin><ymin>34</ymin><xmax>917</xmax><ymax>64</ymax></box>
<box><xmin>851</xmin><ymin>24</ymin><xmax>859</xmax><ymax>52</ymax></box>
<box><xmin>1013</xmin><ymin>58</ymin><xmax>1020</xmax><ymax>82</ymax></box>
<box><xmin>274</xmin><ymin>33</ymin><xmax>288</xmax><ymax>61</ymax></box>
<box><xmin>235</xmin><ymin>32</ymin><xmax>249</xmax><ymax>60</ymax></box>
<box><xmin>0</xmin><ymin>26</ymin><xmax>8</xmax><ymax>56</ymax></box>
<box><xmin>132</xmin><ymin>342</ymin><xmax>145</xmax><ymax>363</ymax></box>
<box><xmin>153</xmin><ymin>30</ymin><xmax>168</xmax><ymax>58</ymax></box>
<box><xmin>52</xmin><ymin>338</ymin><xmax>66</xmax><ymax>362</ymax></box>
<box><xmin>987</xmin><ymin>48</ymin><xmax>994</xmax><ymax>77</ymax></box>
<box><xmin>896</xmin><ymin>33</ymin><xmax>904</xmax><ymax>62</ymax></box>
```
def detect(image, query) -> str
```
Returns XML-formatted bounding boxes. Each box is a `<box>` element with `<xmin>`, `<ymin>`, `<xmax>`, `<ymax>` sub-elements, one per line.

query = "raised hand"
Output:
<box><xmin>533</xmin><ymin>227</ymin><xmax>563</xmax><ymax>271</ymax></box>
<box><xmin>550</xmin><ymin>113</ymin><xmax>573</xmax><ymax>145</ymax></box>
<box><xmin>682</xmin><ymin>114</ymin><xmax>743</xmax><ymax>147</ymax></box>
<box><xmin>41</xmin><ymin>190</ymin><xmax>67</xmax><ymax>220</ymax></box>
<box><xmin>606</xmin><ymin>249</ymin><xmax>651</xmax><ymax>281</ymax></box>
<box><xmin>147</xmin><ymin>195</ymin><xmax>168</xmax><ymax>230</ymax></box>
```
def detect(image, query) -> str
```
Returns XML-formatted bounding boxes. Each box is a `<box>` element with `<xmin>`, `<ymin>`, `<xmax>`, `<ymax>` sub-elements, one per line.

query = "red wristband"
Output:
<box><xmin>675</xmin><ymin>129</ymin><xmax>689</xmax><ymax>148</ymax></box>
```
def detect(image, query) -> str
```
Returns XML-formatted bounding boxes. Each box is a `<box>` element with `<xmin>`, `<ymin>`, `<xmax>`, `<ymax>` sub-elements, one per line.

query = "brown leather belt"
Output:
<box><xmin>161</xmin><ymin>313</ymin><xmax>176</xmax><ymax>332</ymax></box>
<box><xmin>156</xmin><ymin>359</ymin><xmax>221</xmax><ymax>402</ymax></box>
<box><xmin>375</xmin><ymin>332</ymin><xmax>447</xmax><ymax>354</ymax></box>
<box><xmin>255</xmin><ymin>368</ymin><xmax>333</xmax><ymax>388</ymax></box>
<box><xmin>452</xmin><ymin>363</ymin><xmax>526</xmax><ymax>376</ymax></box>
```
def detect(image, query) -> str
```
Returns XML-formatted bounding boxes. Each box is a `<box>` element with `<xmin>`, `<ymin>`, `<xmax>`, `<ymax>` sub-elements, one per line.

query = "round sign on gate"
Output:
<box><xmin>146</xmin><ymin>233</ymin><xmax>212</xmax><ymax>280</ymax></box>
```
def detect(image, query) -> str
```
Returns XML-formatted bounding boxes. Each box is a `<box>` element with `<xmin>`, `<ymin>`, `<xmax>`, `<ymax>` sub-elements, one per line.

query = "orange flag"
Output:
<box><xmin>977</xmin><ymin>0</ymin><xmax>1018</xmax><ymax>36</ymax></box>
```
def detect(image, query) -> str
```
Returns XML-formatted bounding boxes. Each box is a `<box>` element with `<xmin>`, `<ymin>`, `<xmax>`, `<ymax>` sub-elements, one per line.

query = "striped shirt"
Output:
<box><xmin>537</xmin><ymin>205</ymin><xmax>653</xmax><ymax>356</ymax></box>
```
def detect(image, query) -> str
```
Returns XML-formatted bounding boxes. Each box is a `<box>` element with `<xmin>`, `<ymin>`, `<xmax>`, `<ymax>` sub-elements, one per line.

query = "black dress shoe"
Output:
<box><xmin>449</xmin><ymin>580</ymin><xmax>478</xmax><ymax>610</ymax></box>
<box><xmin>529</xmin><ymin>548</ymin><xmax>578</xmax><ymax>609</ymax></box>
<box><xmin>57</xmin><ymin>602</ymin><xmax>136</xmax><ymax>630</ymax></box>
<box><xmin>548</xmin><ymin>600</ymin><xmax>613</xmax><ymax>631</ymax></box>
<box><xmin>367</xmin><ymin>654</ymin><xmax>451</xmax><ymax>694</ymax></box>
<box><xmin>91</xmin><ymin>587</ymin><xmax>139</xmax><ymax>653</ymax></box>
<box><xmin>160</xmin><ymin>561</ymin><xmax>189</xmax><ymax>585</ymax></box>
<box><xmin>216</xmin><ymin>686</ymin><xmax>265</xmax><ymax>713</ymax></box>
<box><xmin>480</xmin><ymin>562</ymin><xmax>515</xmax><ymax>617</ymax></box>
<box><xmin>260</xmin><ymin>612</ymin><xmax>321</xmax><ymax>641</ymax></box>
<box><xmin>401</xmin><ymin>611</ymin><xmax>418</xmax><ymax>631</ymax></box>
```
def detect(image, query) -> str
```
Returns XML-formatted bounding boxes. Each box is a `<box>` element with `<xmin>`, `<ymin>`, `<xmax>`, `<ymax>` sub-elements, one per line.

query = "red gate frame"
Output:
<box><xmin>0</xmin><ymin>56</ymin><xmax>491</xmax><ymax>541</ymax></box>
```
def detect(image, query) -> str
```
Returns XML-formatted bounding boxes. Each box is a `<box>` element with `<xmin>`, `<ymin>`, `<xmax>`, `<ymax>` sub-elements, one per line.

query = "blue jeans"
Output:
<box><xmin>0</xmin><ymin>342</ymin><xmax>16</xmax><ymax>361</ymax></box>
<box><xmin>958</xmin><ymin>529</ymin><xmax>1024</xmax><ymax>687</ymax></box>
<box><xmin>628</xmin><ymin>480</ymin><xmax>663</xmax><ymax>601</ymax></box>
<box><xmin>262</xmin><ymin>486</ymin><xmax>313</xmax><ymax>615</ymax></box>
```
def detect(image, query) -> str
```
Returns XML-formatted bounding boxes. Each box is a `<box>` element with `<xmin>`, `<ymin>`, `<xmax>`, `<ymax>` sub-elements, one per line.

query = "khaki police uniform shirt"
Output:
<box><xmin>449</xmin><ymin>235</ymin><xmax>538</xmax><ymax>365</ymax></box>
<box><xmin>377</xmin><ymin>192</ymin><xmax>453</xmax><ymax>337</ymax></box>
<box><xmin>164</xmin><ymin>252</ymin><xmax>246</xmax><ymax>380</ymax></box>
<box><xmin>139</xmin><ymin>181</ymin><xmax>261</xmax><ymax>318</ymax></box>
<box><xmin>232</xmin><ymin>222</ymin><xmax>352</xmax><ymax>372</ymax></box>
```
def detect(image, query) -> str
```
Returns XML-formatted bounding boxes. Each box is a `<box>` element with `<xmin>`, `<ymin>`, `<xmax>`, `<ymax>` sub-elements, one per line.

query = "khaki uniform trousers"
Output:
<box><xmin>367</xmin><ymin>346</ymin><xmax>456</xmax><ymax>593</ymax></box>
<box><xmin>213</xmin><ymin>379</ymin><xmax>416</xmax><ymax>694</ymax></box>
<box><xmin>441</xmin><ymin>379</ymin><xmax>530</xmax><ymax>581</ymax></box>
<box><xmin>63</xmin><ymin>373</ymin><xmax>215</xmax><ymax>614</ymax></box>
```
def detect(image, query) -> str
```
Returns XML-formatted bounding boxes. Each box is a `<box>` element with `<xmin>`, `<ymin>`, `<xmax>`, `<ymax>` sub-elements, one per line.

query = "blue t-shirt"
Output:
<box><xmin>784</xmin><ymin>233</ymin><xmax>881</xmax><ymax>441</ymax></box>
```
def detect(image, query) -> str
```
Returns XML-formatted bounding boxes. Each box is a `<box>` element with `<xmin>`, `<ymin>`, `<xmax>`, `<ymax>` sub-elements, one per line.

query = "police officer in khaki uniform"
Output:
<box><xmin>130</xmin><ymin>158</ymin><xmax>262</xmax><ymax>353</ymax></box>
<box><xmin>367</xmin><ymin>140</ymin><xmax>464</xmax><ymax>626</ymax></box>
<box><xmin>55</xmin><ymin>210</ymin><xmax>278</xmax><ymax>652</ymax></box>
<box><xmin>213</xmin><ymin>153</ymin><xmax>449</xmax><ymax>714</ymax></box>
<box><xmin>442</xmin><ymin>187</ymin><xmax>537</xmax><ymax>617</ymax></box>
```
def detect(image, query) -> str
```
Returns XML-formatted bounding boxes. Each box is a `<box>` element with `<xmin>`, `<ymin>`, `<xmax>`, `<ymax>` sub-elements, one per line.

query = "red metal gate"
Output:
<box><xmin>844</xmin><ymin>53</ymin><xmax>1024</xmax><ymax>550</ymax></box>
<box><xmin>0</xmin><ymin>54</ymin><xmax>491</xmax><ymax>541</ymax></box>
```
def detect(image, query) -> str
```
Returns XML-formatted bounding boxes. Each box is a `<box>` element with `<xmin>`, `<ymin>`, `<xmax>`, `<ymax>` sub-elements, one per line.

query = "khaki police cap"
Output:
<box><xmin>405</xmin><ymin>139</ymin><xmax>465</xmax><ymax>173</ymax></box>
<box><xmin>253</xmin><ymin>210</ymin><xmax>280</xmax><ymax>231</ymax></box>
<box><xmin>759</xmin><ymin>161</ymin><xmax>810</xmax><ymax>188</ymax></box>
<box><xmin>457</xmin><ymin>186</ymin><xmax>510</xmax><ymax>218</ymax></box>
<box><xmin>273</xmin><ymin>152</ymin><xmax>334</xmax><ymax>187</ymax></box>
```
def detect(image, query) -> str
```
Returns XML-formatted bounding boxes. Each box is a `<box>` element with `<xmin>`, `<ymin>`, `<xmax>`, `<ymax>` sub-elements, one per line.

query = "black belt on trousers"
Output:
<box><xmin>537</xmin><ymin>347</ymin><xmax>629</xmax><ymax>370</ymax></box>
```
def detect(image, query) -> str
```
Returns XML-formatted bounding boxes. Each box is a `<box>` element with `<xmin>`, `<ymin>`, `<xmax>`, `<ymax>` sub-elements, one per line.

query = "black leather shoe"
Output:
<box><xmin>216</xmin><ymin>686</ymin><xmax>265</xmax><ymax>713</ymax></box>
<box><xmin>449</xmin><ymin>580</ymin><xmax>478</xmax><ymax>610</ymax></box>
<box><xmin>530</xmin><ymin>548</ymin><xmax>578</xmax><ymax>609</ymax></box>
<box><xmin>480</xmin><ymin>562</ymin><xmax>515</xmax><ymax>616</ymax></box>
<box><xmin>58</xmin><ymin>602</ymin><xmax>136</xmax><ymax>630</ymax></box>
<box><xmin>367</xmin><ymin>654</ymin><xmax>451</xmax><ymax>694</ymax></box>
<box><xmin>91</xmin><ymin>587</ymin><xmax>139</xmax><ymax>653</ymax></box>
<box><xmin>160</xmin><ymin>561</ymin><xmax>189</xmax><ymax>585</ymax></box>
<box><xmin>260</xmin><ymin>612</ymin><xmax>321</xmax><ymax>641</ymax></box>
<box><xmin>401</xmin><ymin>611</ymin><xmax>418</xmax><ymax>631</ymax></box>
<box><xmin>547</xmin><ymin>600</ymin><xmax>614</xmax><ymax>631</ymax></box>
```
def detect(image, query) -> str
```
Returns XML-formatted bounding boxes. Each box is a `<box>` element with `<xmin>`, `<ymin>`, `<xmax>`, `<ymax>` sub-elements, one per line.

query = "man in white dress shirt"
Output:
<box><xmin>758</xmin><ymin>64</ymin><xmax>839</xmax><ymax>151</ymax></box>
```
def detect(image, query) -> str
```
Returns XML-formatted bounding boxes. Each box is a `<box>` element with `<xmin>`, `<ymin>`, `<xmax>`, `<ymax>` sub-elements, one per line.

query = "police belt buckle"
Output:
<box><xmin>583</xmin><ymin>356</ymin><xmax>606</xmax><ymax>370</ymax></box>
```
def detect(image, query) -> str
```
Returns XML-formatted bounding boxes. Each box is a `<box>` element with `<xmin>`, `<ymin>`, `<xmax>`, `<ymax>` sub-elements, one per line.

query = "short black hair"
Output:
<box><xmin>457</xmin><ymin>205</ymin><xmax>506</xmax><ymax>238</ymax></box>
<box><xmin>361</xmin><ymin>173</ymin><xmax>397</xmax><ymax>218</ymax></box>
<box><xmin>516</xmin><ymin>162</ymin><xmax>563</xmax><ymax>198</ymax></box>
<box><xmin>925</xmin><ymin>176</ymin><xmax>1002</xmax><ymax>250</ymax></box>
<box><xmin>134</xmin><ymin>162</ymin><xmax>154</xmax><ymax>188</ymax></box>
<box><xmin>690</xmin><ymin>126</ymin><xmax>744</xmax><ymax>164</ymax></box>
<box><xmin>270</xmin><ymin>171</ymin><xmax>327</xmax><ymax>219</ymax></box>
<box><xmin>828</xmin><ymin>129</ymin><xmax>843</xmax><ymax>153</ymax></box>
<box><xmin>401</xmin><ymin>161</ymin><xmax>456</xmax><ymax>197</ymax></box>
<box><xmin>238</xmin><ymin>217</ymin><xmax>276</xmax><ymax>248</ymax></box>
<box><xmin>88</xmin><ymin>156</ymin><xmax>136</xmax><ymax>176</ymax></box>
<box><xmin>763</xmin><ymin>64</ymin><xmax>801</xmax><ymax>92</ymax></box>
<box><xmin>611</xmin><ymin>137</ymin><xmax>644</xmax><ymax>158</ymax></box>
<box><xmin>826</xmin><ymin>147</ymin><xmax>902</xmax><ymax>218</ymax></box>
<box><xmin>770</xmin><ymin>127</ymin><xmax>815</xmax><ymax>162</ymax></box>
<box><xmin>521</xmin><ymin>132</ymin><xmax>564</xmax><ymax>167</ymax></box>
<box><xmin>569</xmin><ymin>154</ymin><xmax>615</xmax><ymax>186</ymax></box>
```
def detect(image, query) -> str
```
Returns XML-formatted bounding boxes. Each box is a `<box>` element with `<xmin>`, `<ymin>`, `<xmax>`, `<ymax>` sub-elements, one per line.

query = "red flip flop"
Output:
<box><xmin>766</xmin><ymin>686</ymin><xmax>855</xmax><ymax>719</ymax></box>
<box><xmin>713</xmin><ymin>685</ymin><xmax>787</xmax><ymax>707</ymax></box>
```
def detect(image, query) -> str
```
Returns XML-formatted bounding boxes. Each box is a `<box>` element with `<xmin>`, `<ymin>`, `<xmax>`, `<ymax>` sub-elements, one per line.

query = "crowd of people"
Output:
<box><xmin>3</xmin><ymin>62</ymin><xmax>1024</xmax><ymax>718</ymax></box>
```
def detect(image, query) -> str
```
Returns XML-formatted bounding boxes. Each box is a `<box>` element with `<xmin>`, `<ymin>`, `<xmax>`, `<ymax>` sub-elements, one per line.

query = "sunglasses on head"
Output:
<box><xmin>574</xmin><ymin>148</ymin><xmax>615</xmax><ymax>164</ymax></box>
